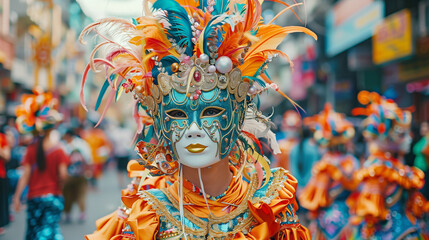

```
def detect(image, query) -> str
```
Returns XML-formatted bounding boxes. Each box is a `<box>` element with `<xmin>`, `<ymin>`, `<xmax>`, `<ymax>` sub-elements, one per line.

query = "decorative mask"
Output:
<box><xmin>155</xmin><ymin>86</ymin><xmax>246</xmax><ymax>167</ymax></box>
<box><xmin>80</xmin><ymin>0</ymin><xmax>316</xmax><ymax>174</ymax></box>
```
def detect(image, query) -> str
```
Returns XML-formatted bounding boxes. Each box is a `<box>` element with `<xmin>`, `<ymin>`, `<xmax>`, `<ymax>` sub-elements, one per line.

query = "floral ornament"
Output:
<box><xmin>15</xmin><ymin>87</ymin><xmax>62</xmax><ymax>134</ymax></box>
<box><xmin>304</xmin><ymin>103</ymin><xmax>354</xmax><ymax>147</ymax></box>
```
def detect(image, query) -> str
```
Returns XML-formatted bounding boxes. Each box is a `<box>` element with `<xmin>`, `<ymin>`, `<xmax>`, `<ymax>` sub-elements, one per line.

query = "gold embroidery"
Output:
<box><xmin>141</xmin><ymin>168</ymin><xmax>291</xmax><ymax>239</ymax></box>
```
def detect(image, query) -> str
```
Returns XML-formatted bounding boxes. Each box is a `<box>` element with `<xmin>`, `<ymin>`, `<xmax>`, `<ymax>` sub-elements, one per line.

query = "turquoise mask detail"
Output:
<box><xmin>153</xmin><ymin>87</ymin><xmax>246</xmax><ymax>160</ymax></box>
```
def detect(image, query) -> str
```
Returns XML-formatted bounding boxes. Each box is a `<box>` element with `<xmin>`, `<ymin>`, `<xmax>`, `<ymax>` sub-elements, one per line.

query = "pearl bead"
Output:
<box><xmin>248</xmin><ymin>86</ymin><xmax>256</xmax><ymax>95</ymax></box>
<box><xmin>208</xmin><ymin>65</ymin><xmax>216</xmax><ymax>73</ymax></box>
<box><xmin>215</xmin><ymin>56</ymin><xmax>233</xmax><ymax>73</ymax></box>
<box><xmin>199</xmin><ymin>53</ymin><xmax>209</xmax><ymax>63</ymax></box>
<box><xmin>135</xmin><ymin>85</ymin><xmax>142</xmax><ymax>92</ymax></box>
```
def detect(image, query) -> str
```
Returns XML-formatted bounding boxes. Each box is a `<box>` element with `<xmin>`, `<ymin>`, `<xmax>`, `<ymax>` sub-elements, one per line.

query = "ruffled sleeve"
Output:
<box><xmin>126</xmin><ymin>198</ymin><xmax>160</xmax><ymax>240</ymax></box>
<box><xmin>245</xmin><ymin>170</ymin><xmax>310</xmax><ymax>240</ymax></box>
<box><xmin>406</xmin><ymin>191</ymin><xmax>429</xmax><ymax>224</ymax></box>
<box><xmin>348</xmin><ymin>158</ymin><xmax>425</xmax><ymax>220</ymax></box>
<box><xmin>298</xmin><ymin>161</ymin><xmax>333</xmax><ymax>211</ymax></box>
<box><xmin>85</xmin><ymin>210</ymin><xmax>127</xmax><ymax>240</ymax></box>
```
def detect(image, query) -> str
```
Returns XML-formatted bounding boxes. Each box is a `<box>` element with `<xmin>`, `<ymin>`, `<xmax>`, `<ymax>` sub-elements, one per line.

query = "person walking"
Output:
<box><xmin>0</xmin><ymin>128</ymin><xmax>11</xmax><ymax>235</ymax></box>
<box><xmin>413</xmin><ymin>121</ymin><xmax>429</xmax><ymax>199</ymax></box>
<box><xmin>12</xmin><ymin>89</ymin><xmax>69</xmax><ymax>240</ymax></box>
<box><xmin>62</xmin><ymin>128</ymin><xmax>92</xmax><ymax>223</ymax></box>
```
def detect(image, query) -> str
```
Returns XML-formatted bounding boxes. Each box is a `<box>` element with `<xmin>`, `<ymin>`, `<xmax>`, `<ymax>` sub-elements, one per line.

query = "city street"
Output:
<box><xmin>1</xmin><ymin>167</ymin><xmax>123</xmax><ymax>240</ymax></box>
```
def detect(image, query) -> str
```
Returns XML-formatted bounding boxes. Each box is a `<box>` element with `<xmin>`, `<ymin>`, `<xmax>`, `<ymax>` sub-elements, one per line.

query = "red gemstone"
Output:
<box><xmin>196</xmin><ymin>89</ymin><xmax>202</xmax><ymax>95</ymax></box>
<box><xmin>194</xmin><ymin>70</ymin><xmax>201</xmax><ymax>82</ymax></box>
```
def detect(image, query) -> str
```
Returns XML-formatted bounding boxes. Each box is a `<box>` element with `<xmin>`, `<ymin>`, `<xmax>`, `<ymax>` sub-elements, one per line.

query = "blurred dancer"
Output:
<box><xmin>349</xmin><ymin>91</ymin><xmax>428</xmax><ymax>239</ymax></box>
<box><xmin>108</xmin><ymin>122</ymin><xmax>133</xmax><ymax>189</ymax></box>
<box><xmin>0</xmin><ymin>127</ymin><xmax>11</xmax><ymax>235</ymax></box>
<box><xmin>299</xmin><ymin>103</ymin><xmax>359</xmax><ymax>239</ymax></box>
<box><xmin>81</xmin><ymin>124</ymin><xmax>112</xmax><ymax>190</ymax></box>
<box><xmin>413</xmin><ymin>121</ymin><xmax>429</xmax><ymax>199</ymax></box>
<box><xmin>12</xmin><ymin>89</ymin><xmax>69</xmax><ymax>240</ymax></box>
<box><xmin>289</xmin><ymin>127</ymin><xmax>320</xmax><ymax>190</ymax></box>
<box><xmin>273</xmin><ymin>110</ymin><xmax>302</xmax><ymax>170</ymax></box>
<box><xmin>62</xmin><ymin>128</ymin><xmax>92</xmax><ymax>223</ymax></box>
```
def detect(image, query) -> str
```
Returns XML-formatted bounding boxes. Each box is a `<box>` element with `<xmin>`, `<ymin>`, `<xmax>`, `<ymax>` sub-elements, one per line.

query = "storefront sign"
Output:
<box><xmin>326</xmin><ymin>0</ymin><xmax>384</xmax><ymax>57</ymax></box>
<box><xmin>399</xmin><ymin>57</ymin><xmax>429</xmax><ymax>82</ymax></box>
<box><xmin>373</xmin><ymin>9</ymin><xmax>413</xmax><ymax>65</ymax></box>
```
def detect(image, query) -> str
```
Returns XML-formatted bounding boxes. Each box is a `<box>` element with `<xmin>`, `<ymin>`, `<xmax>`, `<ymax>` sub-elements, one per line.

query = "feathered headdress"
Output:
<box><xmin>15</xmin><ymin>87</ymin><xmax>62</xmax><ymax>134</ymax></box>
<box><xmin>352</xmin><ymin>91</ymin><xmax>412</xmax><ymax>141</ymax></box>
<box><xmin>80</xmin><ymin>0</ymin><xmax>316</xmax><ymax>125</ymax></box>
<box><xmin>304</xmin><ymin>103</ymin><xmax>354</xmax><ymax>146</ymax></box>
<box><xmin>79</xmin><ymin>0</ymin><xmax>316</xmax><ymax>182</ymax></box>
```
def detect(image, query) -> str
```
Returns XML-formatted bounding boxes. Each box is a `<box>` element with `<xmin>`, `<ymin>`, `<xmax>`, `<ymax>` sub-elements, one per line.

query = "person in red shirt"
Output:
<box><xmin>0</xmin><ymin>130</ymin><xmax>11</xmax><ymax>235</ymax></box>
<box><xmin>12</xmin><ymin>89</ymin><xmax>68</xmax><ymax>240</ymax></box>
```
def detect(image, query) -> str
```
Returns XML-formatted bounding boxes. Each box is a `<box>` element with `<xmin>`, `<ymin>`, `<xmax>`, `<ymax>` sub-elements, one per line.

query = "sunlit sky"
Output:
<box><xmin>77</xmin><ymin>0</ymin><xmax>143</xmax><ymax>20</ymax></box>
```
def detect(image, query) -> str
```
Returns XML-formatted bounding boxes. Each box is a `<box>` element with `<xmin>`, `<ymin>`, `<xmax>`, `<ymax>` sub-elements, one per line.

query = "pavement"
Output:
<box><xmin>1</xmin><ymin>167</ymin><xmax>125</xmax><ymax>240</ymax></box>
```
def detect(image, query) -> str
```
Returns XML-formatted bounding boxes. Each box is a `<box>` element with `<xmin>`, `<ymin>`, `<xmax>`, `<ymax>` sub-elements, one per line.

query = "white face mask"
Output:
<box><xmin>173</xmin><ymin>122</ymin><xmax>221</xmax><ymax>168</ymax></box>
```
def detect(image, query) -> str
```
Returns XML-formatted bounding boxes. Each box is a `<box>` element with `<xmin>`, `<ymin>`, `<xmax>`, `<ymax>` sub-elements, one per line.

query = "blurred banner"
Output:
<box><xmin>0</xmin><ymin>36</ymin><xmax>14</xmax><ymax>70</ymax></box>
<box><xmin>326</xmin><ymin>0</ymin><xmax>384</xmax><ymax>56</ymax></box>
<box><xmin>373</xmin><ymin>9</ymin><xmax>413</xmax><ymax>65</ymax></box>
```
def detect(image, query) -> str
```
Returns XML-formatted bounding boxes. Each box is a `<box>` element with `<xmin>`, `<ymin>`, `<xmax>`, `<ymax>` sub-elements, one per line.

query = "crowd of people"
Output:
<box><xmin>272</xmin><ymin>91</ymin><xmax>429</xmax><ymax>239</ymax></box>
<box><xmin>0</xmin><ymin>89</ymin><xmax>134</xmax><ymax>239</ymax></box>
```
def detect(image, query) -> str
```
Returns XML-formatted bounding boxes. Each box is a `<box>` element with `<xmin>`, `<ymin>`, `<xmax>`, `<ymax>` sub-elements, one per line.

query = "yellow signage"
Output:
<box><xmin>373</xmin><ymin>9</ymin><xmax>412</xmax><ymax>65</ymax></box>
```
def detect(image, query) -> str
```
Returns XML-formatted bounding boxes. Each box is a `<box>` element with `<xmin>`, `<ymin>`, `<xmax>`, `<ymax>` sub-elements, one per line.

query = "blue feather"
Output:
<box><xmin>95</xmin><ymin>78</ymin><xmax>112</xmax><ymax>111</ymax></box>
<box><xmin>242</xmin><ymin>76</ymin><xmax>266</xmax><ymax>88</ymax></box>
<box><xmin>115</xmin><ymin>79</ymin><xmax>126</xmax><ymax>102</ymax></box>
<box><xmin>199</xmin><ymin>0</ymin><xmax>209</xmax><ymax>11</ymax></box>
<box><xmin>202</xmin><ymin>16</ymin><xmax>228</xmax><ymax>53</ymax></box>
<box><xmin>213</xmin><ymin>0</ymin><xmax>230</xmax><ymax>15</ymax></box>
<box><xmin>132</xmin><ymin>18</ymin><xmax>139</xmax><ymax>26</ymax></box>
<box><xmin>152</xmin><ymin>56</ymin><xmax>180</xmax><ymax>81</ymax></box>
<box><xmin>152</xmin><ymin>0</ymin><xmax>193</xmax><ymax>55</ymax></box>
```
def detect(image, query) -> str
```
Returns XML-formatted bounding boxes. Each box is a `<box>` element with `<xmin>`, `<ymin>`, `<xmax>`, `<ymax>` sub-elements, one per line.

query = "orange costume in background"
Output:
<box><xmin>273</xmin><ymin>111</ymin><xmax>302</xmax><ymax>171</ymax></box>
<box><xmin>82</xmin><ymin>128</ymin><xmax>112</xmax><ymax>179</ymax></box>
<box><xmin>348</xmin><ymin>91</ymin><xmax>429</xmax><ymax>239</ymax></box>
<box><xmin>298</xmin><ymin>103</ymin><xmax>359</xmax><ymax>239</ymax></box>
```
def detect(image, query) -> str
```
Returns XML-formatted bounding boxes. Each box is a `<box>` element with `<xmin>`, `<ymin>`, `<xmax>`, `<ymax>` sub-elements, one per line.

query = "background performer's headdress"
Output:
<box><xmin>304</xmin><ymin>103</ymin><xmax>354</xmax><ymax>147</ymax></box>
<box><xmin>352</xmin><ymin>91</ymin><xmax>412</xmax><ymax>141</ymax></box>
<box><xmin>15</xmin><ymin>87</ymin><xmax>62</xmax><ymax>134</ymax></box>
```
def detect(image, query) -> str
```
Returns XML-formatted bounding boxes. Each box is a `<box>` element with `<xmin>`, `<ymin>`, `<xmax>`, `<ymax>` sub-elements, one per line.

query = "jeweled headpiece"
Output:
<box><xmin>304</xmin><ymin>103</ymin><xmax>354</xmax><ymax>147</ymax></box>
<box><xmin>80</xmin><ymin>0</ymin><xmax>316</xmax><ymax>176</ymax></box>
<box><xmin>15</xmin><ymin>87</ymin><xmax>62</xmax><ymax>134</ymax></box>
<box><xmin>352</xmin><ymin>91</ymin><xmax>412</xmax><ymax>142</ymax></box>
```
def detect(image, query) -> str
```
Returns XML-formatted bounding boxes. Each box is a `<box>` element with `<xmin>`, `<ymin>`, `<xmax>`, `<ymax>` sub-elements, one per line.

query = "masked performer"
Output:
<box><xmin>297</xmin><ymin>103</ymin><xmax>358</xmax><ymax>239</ymax></box>
<box><xmin>80</xmin><ymin>0</ymin><xmax>316</xmax><ymax>238</ymax></box>
<box><xmin>349</xmin><ymin>91</ymin><xmax>429</xmax><ymax>239</ymax></box>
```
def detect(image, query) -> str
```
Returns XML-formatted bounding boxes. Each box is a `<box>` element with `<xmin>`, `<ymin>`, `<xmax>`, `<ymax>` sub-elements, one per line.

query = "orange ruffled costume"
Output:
<box><xmin>86</xmin><ymin>165</ymin><xmax>310</xmax><ymax>240</ymax></box>
<box><xmin>346</xmin><ymin>152</ymin><xmax>428</xmax><ymax>239</ymax></box>
<box><xmin>299</xmin><ymin>153</ymin><xmax>358</xmax><ymax>212</ymax></box>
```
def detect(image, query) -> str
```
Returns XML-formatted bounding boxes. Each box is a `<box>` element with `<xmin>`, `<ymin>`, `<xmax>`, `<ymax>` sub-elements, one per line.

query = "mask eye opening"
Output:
<box><xmin>166</xmin><ymin>109</ymin><xmax>188</xmax><ymax>119</ymax></box>
<box><xmin>200</xmin><ymin>107</ymin><xmax>225</xmax><ymax>118</ymax></box>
